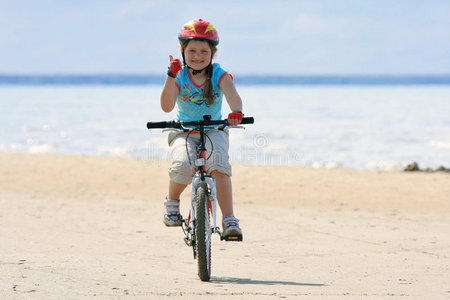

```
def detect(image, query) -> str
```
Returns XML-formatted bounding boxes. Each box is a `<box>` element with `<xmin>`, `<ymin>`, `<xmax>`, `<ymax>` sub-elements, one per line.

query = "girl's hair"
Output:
<box><xmin>180</xmin><ymin>39</ymin><xmax>217</xmax><ymax>105</ymax></box>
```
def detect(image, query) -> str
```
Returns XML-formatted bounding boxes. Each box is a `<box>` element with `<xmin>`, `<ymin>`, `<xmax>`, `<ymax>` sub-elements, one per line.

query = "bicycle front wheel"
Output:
<box><xmin>195</xmin><ymin>181</ymin><xmax>212</xmax><ymax>281</ymax></box>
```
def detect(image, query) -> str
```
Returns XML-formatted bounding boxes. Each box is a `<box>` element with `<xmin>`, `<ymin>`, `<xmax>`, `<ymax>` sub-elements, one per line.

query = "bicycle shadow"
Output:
<box><xmin>210</xmin><ymin>276</ymin><xmax>328</xmax><ymax>286</ymax></box>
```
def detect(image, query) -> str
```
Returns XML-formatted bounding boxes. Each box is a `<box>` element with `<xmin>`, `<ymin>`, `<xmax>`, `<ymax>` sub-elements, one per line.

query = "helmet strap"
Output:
<box><xmin>191</xmin><ymin>65</ymin><xmax>210</xmax><ymax>75</ymax></box>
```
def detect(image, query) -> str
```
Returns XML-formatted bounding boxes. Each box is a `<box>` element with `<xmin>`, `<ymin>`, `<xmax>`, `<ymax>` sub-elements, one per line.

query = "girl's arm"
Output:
<box><xmin>220</xmin><ymin>75</ymin><xmax>243</xmax><ymax>125</ymax></box>
<box><xmin>160</xmin><ymin>76</ymin><xmax>179</xmax><ymax>112</ymax></box>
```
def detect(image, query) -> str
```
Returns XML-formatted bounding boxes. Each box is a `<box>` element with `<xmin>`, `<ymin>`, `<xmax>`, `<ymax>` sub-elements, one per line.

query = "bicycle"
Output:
<box><xmin>146</xmin><ymin>114</ymin><xmax>254</xmax><ymax>281</ymax></box>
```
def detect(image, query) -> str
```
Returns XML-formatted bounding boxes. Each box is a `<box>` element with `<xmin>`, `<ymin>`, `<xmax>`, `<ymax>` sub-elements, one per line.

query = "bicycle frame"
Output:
<box><xmin>189</xmin><ymin>174</ymin><xmax>219</xmax><ymax>235</ymax></box>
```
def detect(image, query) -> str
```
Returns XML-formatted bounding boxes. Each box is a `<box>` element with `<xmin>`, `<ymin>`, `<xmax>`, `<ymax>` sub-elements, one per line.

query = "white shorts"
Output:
<box><xmin>168</xmin><ymin>129</ymin><xmax>232</xmax><ymax>184</ymax></box>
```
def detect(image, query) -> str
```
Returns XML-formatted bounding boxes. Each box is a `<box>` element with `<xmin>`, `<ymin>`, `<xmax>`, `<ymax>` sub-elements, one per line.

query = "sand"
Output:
<box><xmin>1</xmin><ymin>151</ymin><xmax>449</xmax><ymax>299</ymax></box>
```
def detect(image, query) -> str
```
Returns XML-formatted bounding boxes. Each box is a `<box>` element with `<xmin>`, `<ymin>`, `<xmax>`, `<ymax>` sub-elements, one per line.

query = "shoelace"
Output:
<box><xmin>166</xmin><ymin>213</ymin><xmax>181</xmax><ymax>217</ymax></box>
<box><xmin>223</xmin><ymin>216</ymin><xmax>239</xmax><ymax>228</ymax></box>
<box><xmin>166</xmin><ymin>213</ymin><xmax>181</xmax><ymax>222</ymax></box>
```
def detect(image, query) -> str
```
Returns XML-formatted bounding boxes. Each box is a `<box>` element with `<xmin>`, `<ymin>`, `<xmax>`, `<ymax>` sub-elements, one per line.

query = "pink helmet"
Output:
<box><xmin>178</xmin><ymin>19</ymin><xmax>219</xmax><ymax>46</ymax></box>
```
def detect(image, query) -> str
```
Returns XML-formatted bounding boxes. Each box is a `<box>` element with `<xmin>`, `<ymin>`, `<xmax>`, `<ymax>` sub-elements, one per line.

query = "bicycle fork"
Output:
<box><xmin>182</xmin><ymin>174</ymin><xmax>221</xmax><ymax>258</ymax></box>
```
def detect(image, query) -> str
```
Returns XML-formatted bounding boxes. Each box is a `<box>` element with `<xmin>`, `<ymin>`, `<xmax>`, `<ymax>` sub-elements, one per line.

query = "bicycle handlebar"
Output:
<box><xmin>146</xmin><ymin>117</ymin><xmax>254</xmax><ymax>129</ymax></box>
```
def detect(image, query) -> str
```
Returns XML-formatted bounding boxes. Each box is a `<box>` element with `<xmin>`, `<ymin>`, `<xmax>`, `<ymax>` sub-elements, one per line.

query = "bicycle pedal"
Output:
<box><xmin>184</xmin><ymin>237</ymin><xmax>192</xmax><ymax>247</ymax></box>
<box><xmin>222</xmin><ymin>235</ymin><xmax>243</xmax><ymax>242</ymax></box>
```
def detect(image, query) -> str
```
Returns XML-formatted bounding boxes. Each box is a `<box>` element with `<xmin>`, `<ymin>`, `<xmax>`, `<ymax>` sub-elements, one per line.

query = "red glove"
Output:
<box><xmin>228</xmin><ymin>111</ymin><xmax>243</xmax><ymax>123</ymax></box>
<box><xmin>167</xmin><ymin>55</ymin><xmax>182</xmax><ymax>78</ymax></box>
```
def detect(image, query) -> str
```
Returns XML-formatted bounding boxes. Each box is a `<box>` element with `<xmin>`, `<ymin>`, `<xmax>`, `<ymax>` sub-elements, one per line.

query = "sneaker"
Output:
<box><xmin>163</xmin><ymin>213</ymin><xmax>183</xmax><ymax>227</ymax></box>
<box><xmin>163</xmin><ymin>196</ymin><xmax>182</xmax><ymax>227</ymax></box>
<box><xmin>222</xmin><ymin>215</ymin><xmax>243</xmax><ymax>241</ymax></box>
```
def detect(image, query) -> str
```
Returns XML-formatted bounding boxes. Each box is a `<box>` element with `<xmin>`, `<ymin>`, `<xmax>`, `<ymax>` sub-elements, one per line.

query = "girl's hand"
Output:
<box><xmin>227</xmin><ymin>111</ymin><xmax>243</xmax><ymax>126</ymax></box>
<box><xmin>167</xmin><ymin>55</ymin><xmax>182</xmax><ymax>78</ymax></box>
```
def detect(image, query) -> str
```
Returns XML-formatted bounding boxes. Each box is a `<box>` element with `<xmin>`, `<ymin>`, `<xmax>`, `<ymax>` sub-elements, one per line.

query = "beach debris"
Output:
<box><xmin>404</xmin><ymin>162</ymin><xmax>450</xmax><ymax>173</ymax></box>
<box><xmin>435</xmin><ymin>166</ymin><xmax>450</xmax><ymax>172</ymax></box>
<box><xmin>404</xmin><ymin>162</ymin><xmax>419</xmax><ymax>172</ymax></box>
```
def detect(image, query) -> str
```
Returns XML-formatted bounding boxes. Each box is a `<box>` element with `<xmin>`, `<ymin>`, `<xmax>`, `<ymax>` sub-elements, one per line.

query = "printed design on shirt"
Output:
<box><xmin>181</xmin><ymin>83</ymin><xmax>218</xmax><ymax>107</ymax></box>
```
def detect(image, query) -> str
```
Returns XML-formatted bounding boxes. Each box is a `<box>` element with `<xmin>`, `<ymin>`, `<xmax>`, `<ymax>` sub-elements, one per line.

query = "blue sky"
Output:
<box><xmin>1</xmin><ymin>0</ymin><xmax>449</xmax><ymax>75</ymax></box>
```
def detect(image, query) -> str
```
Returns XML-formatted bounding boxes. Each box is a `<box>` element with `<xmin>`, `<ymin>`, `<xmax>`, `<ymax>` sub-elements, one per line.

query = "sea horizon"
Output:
<box><xmin>1</xmin><ymin>74</ymin><xmax>450</xmax><ymax>86</ymax></box>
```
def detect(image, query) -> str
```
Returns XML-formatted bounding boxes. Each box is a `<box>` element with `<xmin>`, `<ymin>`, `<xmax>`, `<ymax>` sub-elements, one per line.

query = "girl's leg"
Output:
<box><xmin>205</xmin><ymin>130</ymin><xmax>241</xmax><ymax>239</ymax></box>
<box><xmin>205</xmin><ymin>130</ymin><xmax>233</xmax><ymax>216</ymax></box>
<box><xmin>210</xmin><ymin>170</ymin><xmax>233</xmax><ymax>216</ymax></box>
<box><xmin>165</xmin><ymin>132</ymin><xmax>197</xmax><ymax>226</ymax></box>
<box><xmin>211</xmin><ymin>170</ymin><xmax>242</xmax><ymax>240</ymax></box>
<box><xmin>168</xmin><ymin>180</ymin><xmax>187</xmax><ymax>200</ymax></box>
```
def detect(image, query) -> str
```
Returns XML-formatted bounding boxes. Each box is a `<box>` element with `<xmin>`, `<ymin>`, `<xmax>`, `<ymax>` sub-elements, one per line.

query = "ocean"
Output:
<box><xmin>1</xmin><ymin>84</ymin><xmax>449</xmax><ymax>170</ymax></box>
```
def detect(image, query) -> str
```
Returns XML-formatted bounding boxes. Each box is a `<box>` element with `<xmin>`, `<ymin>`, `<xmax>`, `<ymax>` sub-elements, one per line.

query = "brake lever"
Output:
<box><xmin>217</xmin><ymin>120</ymin><xmax>229</xmax><ymax>131</ymax></box>
<box><xmin>229</xmin><ymin>125</ymin><xmax>246</xmax><ymax>130</ymax></box>
<box><xmin>217</xmin><ymin>124</ymin><xmax>246</xmax><ymax>131</ymax></box>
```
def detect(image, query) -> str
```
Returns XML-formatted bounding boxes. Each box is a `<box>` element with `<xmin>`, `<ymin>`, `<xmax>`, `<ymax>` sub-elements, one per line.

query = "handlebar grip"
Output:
<box><xmin>241</xmin><ymin>117</ymin><xmax>254</xmax><ymax>124</ymax></box>
<box><xmin>146</xmin><ymin>121</ymin><xmax>169</xmax><ymax>129</ymax></box>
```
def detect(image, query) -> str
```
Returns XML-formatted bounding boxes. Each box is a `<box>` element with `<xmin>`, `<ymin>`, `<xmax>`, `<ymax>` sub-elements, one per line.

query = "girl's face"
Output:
<box><xmin>183</xmin><ymin>40</ymin><xmax>212</xmax><ymax>71</ymax></box>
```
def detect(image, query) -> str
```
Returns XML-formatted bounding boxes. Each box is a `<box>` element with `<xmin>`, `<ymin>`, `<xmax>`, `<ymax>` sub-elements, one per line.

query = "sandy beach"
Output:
<box><xmin>1</xmin><ymin>151</ymin><xmax>449</xmax><ymax>299</ymax></box>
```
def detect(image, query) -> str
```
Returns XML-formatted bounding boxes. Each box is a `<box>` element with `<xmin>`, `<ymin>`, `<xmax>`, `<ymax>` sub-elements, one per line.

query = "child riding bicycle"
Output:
<box><xmin>160</xmin><ymin>19</ymin><xmax>244</xmax><ymax>240</ymax></box>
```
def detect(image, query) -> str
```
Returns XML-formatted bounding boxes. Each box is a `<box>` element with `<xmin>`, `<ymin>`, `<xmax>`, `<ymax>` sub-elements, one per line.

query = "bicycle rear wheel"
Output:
<box><xmin>195</xmin><ymin>181</ymin><xmax>212</xmax><ymax>281</ymax></box>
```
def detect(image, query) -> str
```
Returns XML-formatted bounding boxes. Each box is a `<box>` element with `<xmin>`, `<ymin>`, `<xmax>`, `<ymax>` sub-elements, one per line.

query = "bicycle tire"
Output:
<box><xmin>195</xmin><ymin>181</ymin><xmax>212</xmax><ymax>281</ymax></box>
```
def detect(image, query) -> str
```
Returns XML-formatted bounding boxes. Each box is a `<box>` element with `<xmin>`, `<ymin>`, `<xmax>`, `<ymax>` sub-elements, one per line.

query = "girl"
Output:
<box><xmin>160</xmin><ymin>19</ymin><xmax>244</xmax><ymax>241</ymax></box>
